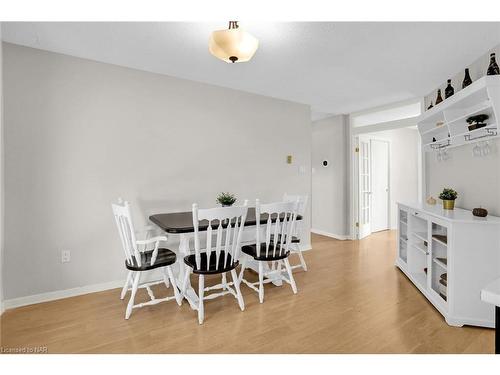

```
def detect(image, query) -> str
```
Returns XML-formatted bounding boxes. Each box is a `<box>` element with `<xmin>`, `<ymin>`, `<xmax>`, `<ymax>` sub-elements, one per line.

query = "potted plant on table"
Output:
<box><xmin>439</xmin><ymin>188</ymin><xmax>458</xmax><ymax>210</ymax></box>
<box><xmin>216</xmin><ymin>192</ymin><xmax>237</xmax><ymax>207</ymax></box>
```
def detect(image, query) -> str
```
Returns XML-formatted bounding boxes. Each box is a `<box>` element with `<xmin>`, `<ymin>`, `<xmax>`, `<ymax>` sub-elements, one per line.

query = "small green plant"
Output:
<box><xmin>216</xmin><ymin>192</ymin><xmax>237</xmax><ymax>206</ymax></box>
<box><xmin>439</xmin><ymin>188</ymin><xmax>458</xmax><ymax>201</ymax></box>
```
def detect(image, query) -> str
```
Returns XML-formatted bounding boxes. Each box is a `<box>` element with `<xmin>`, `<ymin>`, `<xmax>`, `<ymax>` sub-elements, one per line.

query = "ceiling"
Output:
<box><xmin>2</xmin><ymin>22</ymin><xmax>500</xmax><ymax>120</ymax></box>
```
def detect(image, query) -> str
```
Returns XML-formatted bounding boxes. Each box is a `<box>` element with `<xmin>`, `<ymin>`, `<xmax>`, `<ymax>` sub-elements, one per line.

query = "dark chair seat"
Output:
<box><xmin>125</xmin><ymin>248</ymin><xmax>177</xmax><ymax>271</ymax></box>
<box><xmin>184</xmin><ymin>251</ymin><xmax>238</xmax><ymax>275</ymax></box>
<box><xmin>242</xmin><ymin>243</ymin><xmax>290</xmax><ymax>261</ymax></box>
<box><xmin>269</xmin><ymin>234</ymin><xmax>300</xmax><ymax>244</ymax></box>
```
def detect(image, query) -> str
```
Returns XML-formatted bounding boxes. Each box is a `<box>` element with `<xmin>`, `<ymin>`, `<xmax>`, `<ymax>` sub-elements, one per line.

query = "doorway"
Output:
<box><xmin>357</xmin><ymin>136</ymin><xmax>390</xmax><ymax>239</ymax></box>
<box><xmin>354</xmin><ymin>127</ymin><xmax>420</xmax><ymax>240</ymax></box>
<box><xmin>370</xmin><ymin>139</ymin><xmax>390</xmax><ymax>233</ymax></box>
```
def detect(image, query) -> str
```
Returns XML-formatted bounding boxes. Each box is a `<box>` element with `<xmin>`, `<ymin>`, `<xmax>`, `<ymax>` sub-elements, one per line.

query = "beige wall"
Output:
<box><xmin>426</xmin><ymin>139</ymin><xmax>500</xmax><ymax>215</ymax></box>
<box><xmin>3</xmin><ymin>43</ymin><xmax>312</xmax><ymax>300</ymax></box>
<box><xmin>311</xmin><ymin>115</ymin><xmax>349</xmax><ymax>237</ymax></box>
<box><xmin>1</xmin><ymin>26</ymin><xmax>4</xmax><ymax>313</ymax></box>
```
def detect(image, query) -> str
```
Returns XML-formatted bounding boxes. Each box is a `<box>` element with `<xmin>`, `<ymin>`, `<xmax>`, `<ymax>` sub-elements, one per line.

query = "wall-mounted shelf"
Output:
<box><xmin>418</xmin><ymin>76</ymin><xmax>500</xmax><ymax>152</ymax></box>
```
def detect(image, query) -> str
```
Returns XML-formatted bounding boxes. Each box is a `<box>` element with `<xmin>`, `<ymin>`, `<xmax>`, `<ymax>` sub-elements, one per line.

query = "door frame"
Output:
<box><xmin>357</xmin><ymin>135</ymin><xmax>373</xmax><ymax>239</ymax></box>
<box><xmin>369</xmin><ymin>137</ymin><xmax>391</xmax><ymax>233</ymax></box>
<box><xmin>349</xmin><ymin>109</ymin><xmax>423</xmax><ymax>240</ymax></box>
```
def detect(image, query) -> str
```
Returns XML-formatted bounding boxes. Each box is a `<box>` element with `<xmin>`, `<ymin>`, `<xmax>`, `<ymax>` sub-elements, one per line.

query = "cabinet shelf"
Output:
<box><xmin>432</xmin><ymin>235</ymin><xmax>447</xmax><ymax>246</ymax></box>
<box><xmin>420</xmin><ymin>76</ymin><xmax>499</xmax><ymax>123</ymax></box>
<box><xmin>420</xmin><ymin>100</ymin><xmax>493</xmax><ymax>136</ymax></box>
<box><xmin>433</xmin><ymin>257</ymin><xmax>448</xmax><ymax>270</ymax></box>
<box><xmin>412</xmin><ymin>244</ymin><xmax>428</xmax><ymax>255</ymax></box>
<box><xmin>413</xmin><ymin>232</ymin><xmax>428</xmax><ymax>242</ymax></box>
<box><xmin>396</xmin><ymin>202</ymin><xmax>500</xmax><ymax>328</ymax></box>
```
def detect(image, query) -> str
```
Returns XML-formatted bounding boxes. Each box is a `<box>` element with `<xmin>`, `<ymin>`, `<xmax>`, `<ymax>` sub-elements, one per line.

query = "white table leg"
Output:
<box><xmin>176</xmin><ymin>234</ymin><xmax>199</xmax><ymax>310</ymax></box>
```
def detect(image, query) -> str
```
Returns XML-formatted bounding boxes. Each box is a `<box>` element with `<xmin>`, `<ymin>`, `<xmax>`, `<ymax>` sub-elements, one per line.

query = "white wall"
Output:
<box><xmin>311</xmin><ymin>115</ymin><xmax>349</xmax><ymax>237</ymax></box>
<box><xmin>426</xmin><ymin>139</ymin><xmax>500</xmax><ymax>216</ymax></box>
<box><xmin>3</xmin><ymin>43</ymin><xmax>312</xmax><ymax>301</ymax></box>
<box><xmin>365</xmin><ymin>128</ymin><xmax>419</xmax><ymax>229</ymax></box>
<box><xmin>0</xmin><ymin>25</ymin><xmax>4</xmax><ymax>313</ymax></box>
<box><xmin>424</xmin><ymin>45</ymin><xmax>500</xmax><ymax>216</ymax></box>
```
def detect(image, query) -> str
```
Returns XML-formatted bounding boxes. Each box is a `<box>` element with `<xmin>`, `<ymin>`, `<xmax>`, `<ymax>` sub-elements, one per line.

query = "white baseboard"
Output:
<box><xmin>3</xmin><ymin>279</ymin><xmax>125</xmax><ymax>311</ymax></box>
<box><xmin>2</xmin><ymin>242</ymin><xmax>314</xmax><ymax>311</ymax></box>
<box><xmin>311</xmin><ymin>228</ymin><xmax>351</xmax><ymax>240</ymax></box>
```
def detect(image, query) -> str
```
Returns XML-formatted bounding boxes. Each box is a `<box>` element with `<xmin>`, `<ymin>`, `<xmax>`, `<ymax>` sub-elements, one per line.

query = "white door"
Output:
<box><xmin>358</xmin><ymin>136</ymin><xmax>371</xmax><ymax>239</ymax></box>
<box><xmin>370</xmin><ymin>139</ymin><xmax>390</xmax><ymax>232</ymax></box>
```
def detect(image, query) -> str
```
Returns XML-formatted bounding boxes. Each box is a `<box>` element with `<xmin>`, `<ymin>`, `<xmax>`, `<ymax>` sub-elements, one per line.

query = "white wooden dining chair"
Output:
<box><xmin>282</xmin><ymin>193</ymin><xmax>309</xmax><ymax>272</ymax></box>
<box><xmin>239</xmin><ymin>199</ymin><xmax>299</xmax><ymax>303</ymax></box>
<box><xmin>112</xmin><ymin>200</ymin><xmax>182</xmax><ymax>319</ymax></box>
<box><xmin>182</xmin><ymin>201</ymin><xmax>248</xmax><ymax>324</ymax></box>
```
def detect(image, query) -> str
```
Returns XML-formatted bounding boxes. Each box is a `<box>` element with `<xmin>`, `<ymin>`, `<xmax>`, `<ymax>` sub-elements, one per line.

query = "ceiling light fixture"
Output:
<box><xmin>208</xmin><ymin>21</ymin><xmax>259</xmax><ymax>64</ymax></box>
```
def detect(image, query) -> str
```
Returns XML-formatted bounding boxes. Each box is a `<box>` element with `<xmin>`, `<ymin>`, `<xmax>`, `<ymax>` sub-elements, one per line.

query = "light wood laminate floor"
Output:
<box><xmin>0</xmin><ymin>231</ymin><xmax>494</xmax><ymax>353</ymax></box>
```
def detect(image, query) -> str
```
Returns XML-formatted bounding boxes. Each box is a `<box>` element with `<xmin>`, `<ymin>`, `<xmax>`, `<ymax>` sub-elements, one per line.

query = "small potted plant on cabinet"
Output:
<box><xmin>216</xmin><ymin>192</ymin><xmax>237</xmax><ymax>207</ymax></box>
<box><xmin>439</xmin><ymin>188</ymin><xmax>458</xmax><ymax>210</ymax></box>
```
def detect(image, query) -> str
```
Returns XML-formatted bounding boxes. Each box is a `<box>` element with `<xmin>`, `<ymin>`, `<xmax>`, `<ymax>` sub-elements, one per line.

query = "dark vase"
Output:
<box><xmin>487</xmin><ymin>53</ymin><xmax>500</xmax><ymax>75</ymax></box>
<box><xmin>445</xmin><ymin>79</ymin><xmax>454</xmax><ymax>98</ymax></box>
<box><xmin>462</xmin><ymin>68</ymin><xmax>472</xmax><ymax>88</ymax></box>
<box><xmin>427</xmin><ymin>101</ymin><xmax>434</xmax><ymax>110</ymax></box>
<box><xmin>435</xmin><ymin>89</ymin><xmax>443</xmax><ymax>104</ymax></box>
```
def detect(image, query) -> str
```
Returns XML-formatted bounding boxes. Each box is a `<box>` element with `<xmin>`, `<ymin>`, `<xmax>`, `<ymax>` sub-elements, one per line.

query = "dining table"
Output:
<box><xmin>149</xmin><ymin>207</ymin><xmax>302</xmax><ymax>310</ymax></box>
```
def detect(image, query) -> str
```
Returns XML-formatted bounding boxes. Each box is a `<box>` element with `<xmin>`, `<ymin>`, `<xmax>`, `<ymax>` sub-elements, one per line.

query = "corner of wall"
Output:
<box><xmin>0</xmin><ymin>26</ymin><xmax>5</xmax><ymax>315</ymax></box>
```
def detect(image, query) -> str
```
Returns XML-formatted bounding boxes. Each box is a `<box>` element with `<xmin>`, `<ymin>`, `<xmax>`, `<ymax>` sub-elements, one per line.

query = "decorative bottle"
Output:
<box><xmin>462</xmin><ymin>68</ymin><xmax>472</xmax><ymax>88</ymax></box>
<box><xmin>445</xmin><ymin>79</ymin><xmax>454</xmax><ymax>98</ymax></box>
<box><xmin>435</xmin><ymin>89</ymin><xmax>443</xmax><ymax>104</ymax></box>
<box><xmin>487</xmin><ymin>53</ymin><xmax>500</xmax><ymax>75</ymax></box>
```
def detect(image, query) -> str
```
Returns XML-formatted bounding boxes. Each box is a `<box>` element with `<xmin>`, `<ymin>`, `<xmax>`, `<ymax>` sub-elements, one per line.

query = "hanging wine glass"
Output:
<box><xmin>483</xmin><ymin>140</ymin><xmax>491</xmax><ymax>156</ymax></box>
<box><xmin>442</xmin><ymin>148</ymin><xmax>449</xmax><ymax>160</ymax></box>
<box><xmin>473</xmin><ymin>143</ymin><xmax>481</xmax><ymax>157</ymax></box>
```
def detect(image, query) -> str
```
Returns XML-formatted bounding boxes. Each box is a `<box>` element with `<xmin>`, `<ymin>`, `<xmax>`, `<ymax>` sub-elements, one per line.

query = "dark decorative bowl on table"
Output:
<box><xmin>472</xmin><ymin>207</ymin><xmax>488</xmax><ymax>218</ymax></box>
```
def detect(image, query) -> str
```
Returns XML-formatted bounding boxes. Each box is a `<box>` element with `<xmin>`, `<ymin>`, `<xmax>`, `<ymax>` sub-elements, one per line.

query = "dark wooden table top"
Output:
<box><xmin>150</xmin><ymin>207</ymin><xmax>302</xmax><ymax>234</ymax></box>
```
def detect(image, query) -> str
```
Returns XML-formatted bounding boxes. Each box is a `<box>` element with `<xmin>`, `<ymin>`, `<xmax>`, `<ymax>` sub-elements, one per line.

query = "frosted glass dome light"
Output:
<box><xmin>209</xmin><ymin>21</ymin><xmax>259</xmax><ymax>63</ymax></box>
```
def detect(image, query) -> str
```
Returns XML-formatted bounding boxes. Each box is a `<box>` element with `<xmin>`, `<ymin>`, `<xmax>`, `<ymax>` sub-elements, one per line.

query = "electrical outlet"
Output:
<box><xmin>61</xmin><ymin>250</ymin><xmax>71</xmax><ymax>263</ymax></box>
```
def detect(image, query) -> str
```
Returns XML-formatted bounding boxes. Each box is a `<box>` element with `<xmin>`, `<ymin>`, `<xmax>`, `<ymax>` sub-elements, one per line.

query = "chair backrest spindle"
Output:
<box><xmin>112</xmin><ymin>200</ymin><xmax>141</xmax><ymax>266</ymax></box>
<box><xmin>255</xmin><ymin>199</ymin><xmax>299</xmax><ymax>258</ymax></box>
<box><xmin>283</xmin><ymin>193</ymin><xmax>308</xmax><ymax>238</ymax></box>
<box><xmin>192</xmin><ymin>201</ymin><xmax>249</xmax><ymax>272</ymax></box>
